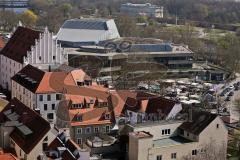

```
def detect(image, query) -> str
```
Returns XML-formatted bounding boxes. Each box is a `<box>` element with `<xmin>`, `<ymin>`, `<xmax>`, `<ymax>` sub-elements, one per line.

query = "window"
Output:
<box><xmin>56</xmin><ymin>94</ymin><xmax>61</xmax><ymax>100</ymax></box>
<box><xmin>47</xmin><ymin>95</ymin><xmax>51</xmax><ymax>101</ymax></box>
<box><xmin>86</xmin><ymin>127</ymin><xmax>91</xmax><ymax>134</ymax></box>
<box><xmin>77</xmin><ymin>138</ymin><xmax>82</xmax><ymax>145</ymax></box>
<box><xmin>52</xmin><ymin>104</ymin><xmax>55</xmax><ymax>110</ymax></box>
<box><xmin>179</xmin><ymin>129</ymin><xmax>184</xmax><ymax>135</ymax></box>
<box><xmin>94</xmin><ymin>127</ymin><xmax>99</xmax><ymax>133</ymax></box>
<box><xmin>156</xmin><ymin>155</ymin><xmax>162</xmax><ymax>160</ymax></box>
<box><xmin>162</xmin><ymin>129</ymin><xmax>171</xmax><ymax>136</ymax></box>
<box><xmin>216</xmin><ymin>124</ymin><xmax>219</xmax><ymax>129</ymax></box>
<box><xmin>90</xmin><ymin>99</ymin><xmax>94</xmax><ymax>104</ymax></box>
<box><xmin>86</xmin><ymin>103</ymin><xmax>90</xmax><ymax>108</ymax></box>
<box><xmin>105</xmin><ymin>114</ymin><xmax>110</xmax><ymax>120</ymax></box>
<box><xmin>47</xmin><ymin>113</ymin><xmax>54</xmax><ymax>119</ymax></box>
<box><xmin>42</xmin><ymin>142</ymin><xmax>48</xmax><ymax>151</ymax></box>
<box><xmin>77</xmin><ymin>128</ymin><xmax>82</xmax><ymax>134</ymax></box>
<box><xmin>171</xmin><ymin>153</ymin><xmax>177</xmax><ymax>159</ymax></box>
<box><xmin>192</xmin><ymin>149</ymin><xmax>197</xmax><ymax>156</ymax></box>
<box><xmin>39</xmin><ymin>95</ymin><xmax>43</xmax><ymax>101</ymax></box>
<box><xmin>53</xmin><ymin>56</ymin><xmax>56</xmax><ymax>60</ymax></box>
<box><xmin>106</xmin><ymin>125</ymin><xmax>111</xmax><ymax>133</ymax></box>
<box><xmin>39</xmin><ymin>56</ymin><xmax>42</xmax><ymax>60</ymax></box>
<box><xmin>76</xmin><ymin>115</ymin><xmax>82</xmax><ymax>121</ymax></box>
<box><xmin>44</xmin><ymin>104</ymin><xmax>48</xmax><ymax>110</ymax></box>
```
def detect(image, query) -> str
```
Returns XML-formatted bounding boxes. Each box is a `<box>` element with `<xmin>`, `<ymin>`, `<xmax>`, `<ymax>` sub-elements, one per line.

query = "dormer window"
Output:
<box><xmin>76</xmin><ymin>115</ymin><xmax>82</xmax><ymax>122</ymax></box>
<box><xmin>77</xmin><ymin>81</ymin><xmax>84</xmax><ymax>86</ymax></box>
<box><xmin>105</xmin><ymin>113</ymin><xmax>110</xmax><ymax>120</ymax></box>
<box><xmin>86</xmin><ymin>103</ymin><xmax>90</xmax><ymax>108</ymax></box>
<box><xmin>90</xmin><ymin>99</ymin><xmax>94</xmax><ymax>104</ymax></box>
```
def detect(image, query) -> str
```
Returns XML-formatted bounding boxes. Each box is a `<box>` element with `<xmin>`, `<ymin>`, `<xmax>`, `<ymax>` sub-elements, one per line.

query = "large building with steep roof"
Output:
<box><xmin>0</xmin><ymin>26</ymin><xmax>68</xmax><ymax>90</ymax></box>
<box><xmin>11</xmin><ymin>64</ymin><xmax>108</xmax><ymax>123</ymax></box>
<box><xmin>128</xmin><ymin>111</ymin><xmax>228</xmax><ymax>160</ymax></box>
<box><xmin>0</xmin><ymin>98</ymin><xmax>58</xmax><ymax>160</ymax></box>
<box><xmin>57</xmin><ymin>18</ymin><xmax>120</xmax><ymax>47</ymax></box>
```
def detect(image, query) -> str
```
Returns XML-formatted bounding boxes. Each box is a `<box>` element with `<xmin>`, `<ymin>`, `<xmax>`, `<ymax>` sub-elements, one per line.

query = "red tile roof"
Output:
<box><xmin>12</xmin><ymin>65</ymin><xmax>108</xmax><ymax>96</ymax></box>
<box><xmin>0</xmin><ymin>153</ymin><xmax>18</xmax><ymax>160</ymax></box>
<box><xmin>122</xmin><ymin>96</ymin><xmax>176</xmax><ymax>117</ymax></box>
<box><xmin>111</xmin><ymin>90</ymin><xmax>156</xmax><ymax>117</ymax></box>
<box><xmin>0</xmin><ymin>27</ymin><xmax>41</xmax><ymax>63</ymax></box>
<box><xmin>0</xmin><ymin>149</ymin><xmax>18</xmax><ymax>160</ymax></box>
<box><xmin>0</xmin><ymin>98</ymin><xmax>51</xmax><ymax>154</ymax></box>
<box><xmin>0</xmin><ymin>36</ymin><xmax>5</xmax><ymax>49</ymax></box>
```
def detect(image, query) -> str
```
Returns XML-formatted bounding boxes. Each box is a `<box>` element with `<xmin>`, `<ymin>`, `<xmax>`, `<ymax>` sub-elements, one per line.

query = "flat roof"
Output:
<box><xmin>127</xmin><ymin>120</ymin><xmax>184</xmax><ymax>129</ymax></box>
<box><xmin>153</xmin><ymin>136</ymin><xmax>193</xmax><ymax>148</ymax></box>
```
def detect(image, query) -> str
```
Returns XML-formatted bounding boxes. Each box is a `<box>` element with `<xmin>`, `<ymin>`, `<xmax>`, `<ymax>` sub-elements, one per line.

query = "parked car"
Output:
<box><xmin>237</xmin><ymin>81</ymin><xmax>240</xmax><ymax>86</ymax></box>
<box><xmin>228</xmin><ymin>91</ymin><xmax>234</xmax><ymax>97</ymax></box>
<box><xmin>229</xmin><ymin>85</ymin><xmax>234</xmax><ymax>89</ymax></box>
<box><xmin>220</xmin><ymin>92</ymin><xmax>225</xmax><ymax>97</ymax></box>
<box><xmin>225</xmin><ymin>96</ymin><xmax>231</xmax><ymax>101</ymax></box>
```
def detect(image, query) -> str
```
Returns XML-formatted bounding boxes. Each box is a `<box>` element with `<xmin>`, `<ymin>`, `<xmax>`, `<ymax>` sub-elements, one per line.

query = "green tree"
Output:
<box><xmin>59</xmin><ymin>3</ymin><xmax>72</xmax><ymax>18</ymax></box>
<box><xmin>21</xmin><ymin>10</ymin><xmax>38</xmax><ymax>27</ymax></box>
<box><xmin>115</xmin><ymin>16</ymin><xmax>138</xmax><ymax>37</ymax></box>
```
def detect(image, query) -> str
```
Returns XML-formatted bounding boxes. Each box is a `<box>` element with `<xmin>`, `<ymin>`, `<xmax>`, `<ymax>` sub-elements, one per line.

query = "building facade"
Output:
<box><xmin>0</xmin><ymin>26</ymin><xmax>68</xmax><ymax>90</ymax></box>
<box><xmin>128</xmin><ymin>112</ymin><xmax>228</xmax><ymax>160</ymax></box>
<box><xmin>0</xmin><ymin>98</ymin><xmax>58</xmax><ymax>160</ymax></box>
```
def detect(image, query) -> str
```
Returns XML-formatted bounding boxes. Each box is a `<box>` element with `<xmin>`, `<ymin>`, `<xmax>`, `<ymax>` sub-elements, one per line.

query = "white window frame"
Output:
<box><xmin>77</xmin><ymin>138</ymin><xmax>82</xmax><ymax>145</ymax></box>
<box><xmin>94</xmin><ymin>127</ymin><xmax>99</xmax><ymax>133</ymax></box>
<box><xmin>77</xmin><ymin>128</ymin><xmax>82</xmax><ymax>134</ymax></box>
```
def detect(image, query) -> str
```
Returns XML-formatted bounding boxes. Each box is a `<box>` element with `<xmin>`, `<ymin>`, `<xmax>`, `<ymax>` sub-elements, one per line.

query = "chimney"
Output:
<box><xmin>188</xmin><ymin>106</ymin><xmax>193</xmax><ymax>122</ymax></box>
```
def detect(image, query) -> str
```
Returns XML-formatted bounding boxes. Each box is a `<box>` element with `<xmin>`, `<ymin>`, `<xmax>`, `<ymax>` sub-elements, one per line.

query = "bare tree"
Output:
<box><xmin>181</xmin><ymin>140</ymin><xmax>227</xmax><ymax>160</ymax></box>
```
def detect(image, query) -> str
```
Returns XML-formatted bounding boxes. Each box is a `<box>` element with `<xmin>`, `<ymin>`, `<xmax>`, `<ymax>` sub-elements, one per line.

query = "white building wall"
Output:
<box><xmin>36</xmin><ymin>93</ymin><xmax>62</xmax><ymax>123</ymax></box>
<box><xmin>0</xmin><ymin>55</ymin><xmax>23</xmax><ymax>90</ymax></box>
<box><xmin>11</xmin><ymin>81</ymin><xmax>36</xmax><ymax>110</ymax></box>
<box><xmin>24</xmin><ymin>28</ymin><xmax>68</xmax><ymax>70</ymax></box>
<box><xmin>128</xmin><ymin>117</ymin><xmax>228</xmax><ymax>160</ymax></box>
<box><xmin>131</xmin><ymin>122</ymin><xmax>183</xmax><ymax>140</ymax></box>
<box><xmin>12</xmin><ymin>79</ymin><xmax>61</xmax><ymax>123</ymax></box>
